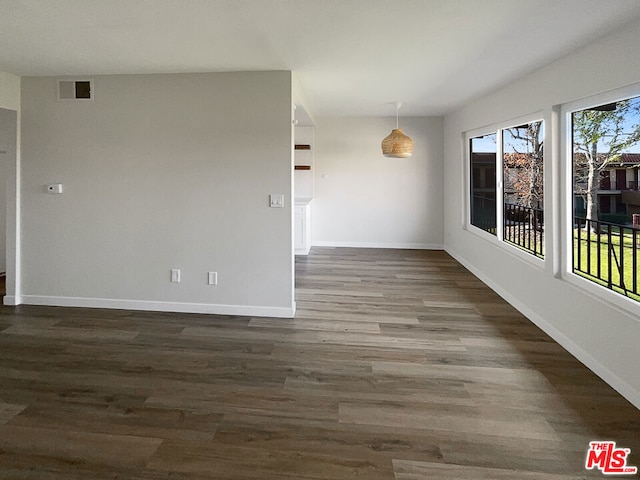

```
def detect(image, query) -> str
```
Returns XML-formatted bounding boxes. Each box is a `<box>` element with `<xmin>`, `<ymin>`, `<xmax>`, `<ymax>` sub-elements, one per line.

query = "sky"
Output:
<box><xmin>595</xmin><ymin>96</ymin><xmax>640</xmax><ymax>153</ymax></box>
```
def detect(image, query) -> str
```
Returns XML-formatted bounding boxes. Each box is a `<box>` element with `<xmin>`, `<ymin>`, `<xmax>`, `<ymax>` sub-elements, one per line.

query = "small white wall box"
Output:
<box><xmin>46</xmin><ymin>184</ymin><xmax>63</xmax><ymax>194</ymax></box>
<box><xmin>269</xmin><ymin>194</ymin><xmax>284</xmax><ymax>208</ymax></box>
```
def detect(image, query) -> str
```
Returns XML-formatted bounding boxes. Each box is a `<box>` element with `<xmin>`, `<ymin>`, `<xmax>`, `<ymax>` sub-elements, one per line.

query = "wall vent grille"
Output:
<box><xmin>57</xmin><ymin>79</ymin><xmax>93</xmax><ymax>100</ymax></box>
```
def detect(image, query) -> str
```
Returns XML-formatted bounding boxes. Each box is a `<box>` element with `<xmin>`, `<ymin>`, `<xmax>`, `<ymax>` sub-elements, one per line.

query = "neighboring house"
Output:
<box><xmin>472</xmin><ymin>152</ymin><xmax>544</xmax><ymax>209</ymax></box>
<box><xmin>574</xmin><ymin>153</ymin><xmax>640</xmax><ymax>220</ymax></box>
<box><xmin>604</xmin><ymin>153</ymin><xmax>640</xmax><ymax>216</ymax></box>
<box><xmin>480</xmin><ymin>151</ymin><xmax>640</xmax><ymax>219</ymax></box>
<box><xmin>503</xmin><ymin>152</ymin><xmax>543</xmax><ymax>209</ymax></box>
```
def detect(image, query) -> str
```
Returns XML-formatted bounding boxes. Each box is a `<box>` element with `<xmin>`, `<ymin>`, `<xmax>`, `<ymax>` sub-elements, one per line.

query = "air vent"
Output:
<box><xmin>58</xmin><ymin>79</ymin><xmax>93</xmax><ymax>100</ymax></box>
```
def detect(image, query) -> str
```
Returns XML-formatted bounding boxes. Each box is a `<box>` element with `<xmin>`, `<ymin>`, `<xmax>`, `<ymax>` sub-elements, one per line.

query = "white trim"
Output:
<box><xmin>3</xmin><ymin>295</ymin><xmax>21</xmax><ymax>306</ymax></box>
<box><xmin>559</xmin><ymin>82</ymin><xmax>640</xmax><ymax>315</ymax></box>
<box><xmin>561</xmin><ymin>101</ymin><xmax>573</xmax><ymax>279</ymax></box>
<box><xmin>466</xmin><ymin>223</ymin><xmax>545</xmax><ymax>269</ymax></box>
<box><xmin>289</xmin><ymin>100</ymin><xmax>297</xmax><ymax>320</ymax></box>
<box><xmin>311</xmin><ymin>241</ymin><xmax>444</xmax><ymax>250</ymax></box>
<box><xmin>460</xmin><ymin>132</ymin><xmax>469</xmax><ymax>230</ymax></box>
<box><xmin>466</xmin><ymin>223</ymin><xmax>498</xmax><ymax>243</ymax></box>
<box><xmin>496</xmin><ymin>128</ymin><xmax>504</xmax><ymax>242</ymax></box>
<box><xmin>19</xmin><ymin>295</ymin><xmax>296</xmax><ymax>318</ymax></box>
<box><xmin>562</xmin><ymin>271</ymin><xmax>640</xmax><ymax>318</ymax></box>
<box><xmin>560</xmin><ymin>82</ymin><xmax>640</xmax><ymax>116</ymax></box>
<box><xmin>464</xmin><ymin>127</ymin><xmax>496</xmax><ymax>231</ymax></box>
<box><xmin>549</xmin><ymin>105</ymin><xmax>563</xmax><ymax>280</ymax></box>
<box><xmin>445</xmin><ymin>246</ymin><xmax>640</xmax><ymax>411</ymax></box>
<box><xmin>464</xmin><ymin>114</ymin><xmax>547</xmax><ymax>265</ymax></box>
<box><xmin>465</xmin><ymin>111</ymin><xmax>546</xmax><ymax>140</ymax></box>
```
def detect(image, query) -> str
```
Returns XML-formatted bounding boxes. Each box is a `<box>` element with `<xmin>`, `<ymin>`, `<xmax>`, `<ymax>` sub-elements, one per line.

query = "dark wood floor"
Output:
<box><xmin>0</xmin><ymin>248</ymin><xmax>638</xmax><ymax>479</ymax></box>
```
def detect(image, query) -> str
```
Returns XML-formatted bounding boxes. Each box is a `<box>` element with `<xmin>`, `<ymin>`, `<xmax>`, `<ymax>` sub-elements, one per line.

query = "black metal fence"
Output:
<box><xmin>503</xmin><ymin>203</ymin><xmax>544</xmax><ymax>258</ymax></box>
<box><xmin>471</xmin><ymin>195</ymin><xmax>497</xmax><ymax>234</ymax></box>
<box><xmin>574</xmin><ymin>217</ymin><xmax>640</xmax><ymax>301</ymax></box>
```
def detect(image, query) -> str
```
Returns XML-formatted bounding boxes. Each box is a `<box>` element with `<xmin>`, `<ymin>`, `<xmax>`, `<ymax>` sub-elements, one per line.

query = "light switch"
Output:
<box><xmin>170</xmin><ymin>269</ymin><xmax>181</xmax><ymax>283</ymax></box>
<box><xmin>270</xmin><ymin>194</ymin><xmax>284</xmax><ymax>208</ymax></box>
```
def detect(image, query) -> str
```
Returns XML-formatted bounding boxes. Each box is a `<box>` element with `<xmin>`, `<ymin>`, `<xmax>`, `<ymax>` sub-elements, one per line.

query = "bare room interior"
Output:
<box><xmin>0</xmin><ymin>1</ymin><xmax>639</xmax><ymax>478</ymax></box>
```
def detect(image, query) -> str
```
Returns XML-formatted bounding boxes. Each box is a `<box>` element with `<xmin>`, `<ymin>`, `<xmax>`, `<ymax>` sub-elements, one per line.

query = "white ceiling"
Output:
<box><xmin>1</xmin><ymin>0</ymin><xmax>640</xmax><ymax>117</ymax></box>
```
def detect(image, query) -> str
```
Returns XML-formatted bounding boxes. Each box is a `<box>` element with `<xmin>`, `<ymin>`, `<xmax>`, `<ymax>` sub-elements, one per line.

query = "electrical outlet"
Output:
<box><xmin>208</xmin><ymin>272</ymin><xmax>218</xmax><ymax>285</ymax></box>
<box><xmin>170</xmin><ymin>269</ymin><xmax>181</xmax><ymax>283</ymax></box>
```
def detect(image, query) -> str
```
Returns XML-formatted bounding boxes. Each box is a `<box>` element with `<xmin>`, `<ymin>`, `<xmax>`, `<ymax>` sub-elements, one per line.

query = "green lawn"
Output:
<box><xmin>573</xmin><ymin>228</ymin><xmax>640</xmax><ymax>302</ymax></box>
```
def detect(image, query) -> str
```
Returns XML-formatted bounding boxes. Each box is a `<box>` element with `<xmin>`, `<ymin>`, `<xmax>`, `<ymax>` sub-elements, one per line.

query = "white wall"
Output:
<box><xmin>444</xmin><ymin>18</ymin><xmax>640</xmax><ymax>408</ymax></box>
<box><xmin>21</xmin><ymin>71</ymin><xmax>295</xmax><ymax>317</ymax></box>
<box><xmin>313</xmin><ymin>116</ymin><xmax>444</xmax><ymax>249</ymax></box>
<box><xmin>0</xmin><ymin>71</ymin><xmax>20</xmax><ymax>111</ymax></box>
<box><xmin>0</xmin><ymin>71</ymin><xmax>20</xmax><ymax>302</ymax></box>
<box><xmin>0</xmin><ymin>109</ymin><xmax>17</xmax><ymax>273</ymax></box>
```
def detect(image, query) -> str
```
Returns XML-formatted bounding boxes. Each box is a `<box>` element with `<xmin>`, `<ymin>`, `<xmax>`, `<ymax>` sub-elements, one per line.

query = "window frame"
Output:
<box><xmin>464</xmin><ymin>112</ymin><xmax>546</xmax><ymax>267</ymax></box>
<box><xmin>467</xmin><ymin>129</ymin><xmax>499</xmax><ymax>239</ymax></box>
<box><xmin>560</xmin><ymin>82</ymin><xmax>640</xmax><ymax>316</ymax></box>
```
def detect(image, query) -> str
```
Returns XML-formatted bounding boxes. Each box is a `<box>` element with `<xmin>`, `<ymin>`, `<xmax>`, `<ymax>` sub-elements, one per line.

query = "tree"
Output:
<box><xmin>573</xmin><ymin>100</ymin><xmax>640</xmax><ymax>228</ymax></box>
<box><xmin>504</xmin><ymin>122</ymin><xmax>544</xmax><ymax>210</ymax></box>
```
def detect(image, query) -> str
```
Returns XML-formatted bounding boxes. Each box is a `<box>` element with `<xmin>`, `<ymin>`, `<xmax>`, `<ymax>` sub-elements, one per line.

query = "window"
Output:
<box><xmin>468</xmin><ymin>120</ymin><xmax>544</xmax><ymax>259</ymax></box>
<box><xmin>470</xmin><ymin>134</ymin><xmax>497</xmax><ymax>234</ymax></box>
<box><xmin>571</xmin><ymin>95</ymin><xmax>640</xmax><ymax>302</ymax></box>
<box><xmin>503</xmin><ymin>122</ymin><xmax>544</xmax><ymax>257</ymax></box>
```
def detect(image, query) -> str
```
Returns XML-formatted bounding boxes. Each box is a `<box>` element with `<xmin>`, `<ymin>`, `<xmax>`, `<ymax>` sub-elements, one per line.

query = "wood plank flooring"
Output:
<box><xmin>0</xmin><ymin>247</ymin><xmax>638</xmax><ymax>479</ymax></box>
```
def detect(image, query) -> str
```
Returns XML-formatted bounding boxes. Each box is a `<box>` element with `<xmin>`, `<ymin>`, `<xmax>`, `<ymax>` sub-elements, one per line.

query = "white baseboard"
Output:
<box><xmin>17</xmin><ymin>295</ymin><xmax>296</xmax><ymax>318</ymax></box>
<box><xmin>312</xmin><ymin>241</ymin><xmax>444</xmax><ymax>250</ymax></box>
<box><xmin>3</xmin><ymin>295</ymin><xmax>21</xmax><ymax>306</ymax></box>
<box><xmin>445</xmin><ymin>246</ymin><xmax>640</xmax><ymax>411</ymax></box>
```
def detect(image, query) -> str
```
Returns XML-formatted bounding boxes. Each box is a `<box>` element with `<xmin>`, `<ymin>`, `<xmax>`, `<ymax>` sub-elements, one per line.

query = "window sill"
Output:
<box><xmin>466</xmin><ymin>223</ymin><xmax>546</xmax><ymax>270</ymax></box>
<box><xmin>562</xmin><ymin>271</ymin><xmax>640</xmax><ymax>320</ymax></box>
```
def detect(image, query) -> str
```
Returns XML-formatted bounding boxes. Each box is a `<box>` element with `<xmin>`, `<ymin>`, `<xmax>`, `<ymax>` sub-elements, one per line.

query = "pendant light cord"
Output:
<box><xmin>394</xmin><ymin>101</ymin><xmax>402</xmax><ymax>129</ymax></box>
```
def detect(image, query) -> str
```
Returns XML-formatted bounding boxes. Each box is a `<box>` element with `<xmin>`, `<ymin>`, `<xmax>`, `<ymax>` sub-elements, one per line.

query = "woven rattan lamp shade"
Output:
<box><xmin>381</xmin><ymin>128</ymin><xmax>414</xmax><ymax>158</ymax></box>
<box><xmin>381</xmin><ymin>102</ymin><xmax>414</xmax><ymax>158</ymax></box>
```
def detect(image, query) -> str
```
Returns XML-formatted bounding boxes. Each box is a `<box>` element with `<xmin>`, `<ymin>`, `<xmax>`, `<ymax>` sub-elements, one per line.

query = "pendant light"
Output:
<box><xmin>381</xmin><ymin>101</ymin><xmax>414</xmax><ymax>158</ymax></box>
